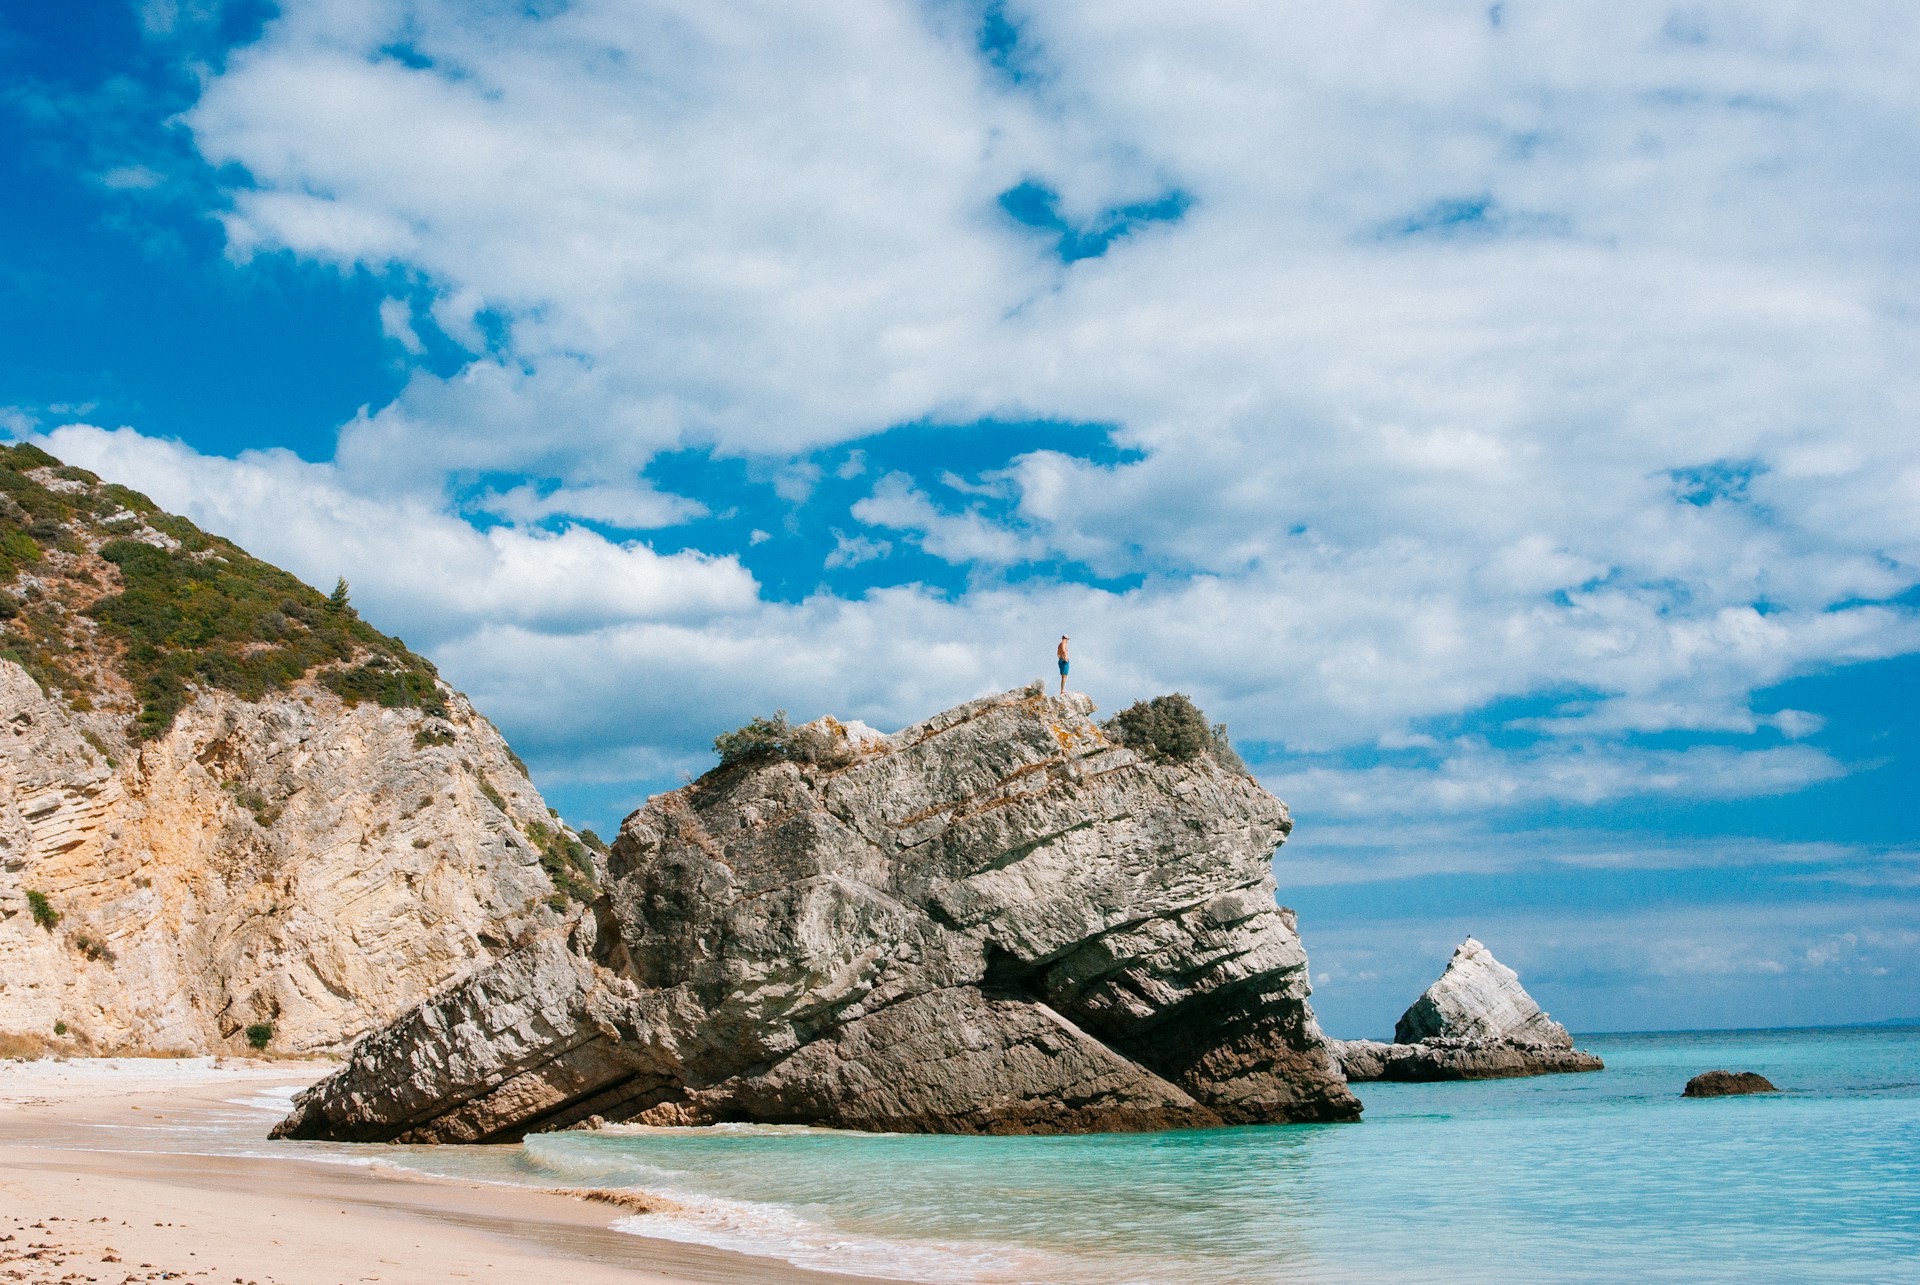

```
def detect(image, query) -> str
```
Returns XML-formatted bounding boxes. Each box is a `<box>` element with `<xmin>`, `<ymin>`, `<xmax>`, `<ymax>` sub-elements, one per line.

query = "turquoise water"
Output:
<box><xmin>370</xmin><ymin>1025</ymin><xmax>1920</xmax><ymax>1283</ymax></box>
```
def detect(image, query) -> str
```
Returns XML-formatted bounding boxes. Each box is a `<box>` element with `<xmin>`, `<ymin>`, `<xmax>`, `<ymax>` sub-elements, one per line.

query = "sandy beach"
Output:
<box><xmin>0</xmin><ymin>1058</ymin><xmax>892</xmax><ymax>1285</ymax></box>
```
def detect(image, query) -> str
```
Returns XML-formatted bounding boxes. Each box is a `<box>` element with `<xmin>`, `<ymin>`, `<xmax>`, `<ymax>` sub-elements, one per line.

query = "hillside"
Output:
<box><xmin>0</xmin><ymin>442</ymin><xmax>599</xmax><ymax>1054</ymax></box>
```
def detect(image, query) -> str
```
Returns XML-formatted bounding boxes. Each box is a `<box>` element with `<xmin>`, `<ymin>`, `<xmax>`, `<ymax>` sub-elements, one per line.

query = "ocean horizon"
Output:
<box><xmin>215</xmin><ymin>1021</ymin><xmax>1914</xmax><ymax>1284</ymax></box>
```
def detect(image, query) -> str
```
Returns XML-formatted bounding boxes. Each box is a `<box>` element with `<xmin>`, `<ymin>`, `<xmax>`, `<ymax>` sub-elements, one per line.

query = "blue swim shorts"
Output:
<box><xmin>1058</xmin><ymin>659</ymin><xmax>1069</xmax><ymax>675</ymax></box>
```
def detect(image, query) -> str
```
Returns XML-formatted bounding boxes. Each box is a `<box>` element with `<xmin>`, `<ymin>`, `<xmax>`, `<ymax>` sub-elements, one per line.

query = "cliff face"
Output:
<box><xmin>0</xmin><ymin>444</ymin><xmax>594</xmax><ymax>1053</ymax></box>
<box><xmin>275</xmin><ymin>688</ymin><xmax>1361</xmax><ymax>1141</ymax></box>
<box><xmin>1334</xmin><ymin>938</ymin><xmax>1603</xmax><ymax>1081</ymax></box>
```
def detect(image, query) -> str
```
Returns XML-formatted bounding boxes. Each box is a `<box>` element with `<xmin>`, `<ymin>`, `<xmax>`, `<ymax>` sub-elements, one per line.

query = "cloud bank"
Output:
<box><xmin>33</xmin><ymin>3</ymin><xmax>1920</xmax><ymax>903</ymax></box>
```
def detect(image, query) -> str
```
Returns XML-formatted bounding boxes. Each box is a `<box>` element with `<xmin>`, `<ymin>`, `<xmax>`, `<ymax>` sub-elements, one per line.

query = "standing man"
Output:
<box><xmin>1057</xmin><ymin>634</ymin><xmax>1070</xmax><ymax>696</ymax></box>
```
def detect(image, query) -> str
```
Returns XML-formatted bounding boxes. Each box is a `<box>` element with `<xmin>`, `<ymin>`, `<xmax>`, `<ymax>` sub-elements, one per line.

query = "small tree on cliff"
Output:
<box><xmin>1103</xmin><ymin>693</ymin><xmax>1248</xmax><ymax>774</ymax></box>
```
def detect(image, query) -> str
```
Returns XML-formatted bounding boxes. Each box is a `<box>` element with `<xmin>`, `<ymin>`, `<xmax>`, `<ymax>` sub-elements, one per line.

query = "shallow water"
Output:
<box><xmin>329</xmin><ymin>1024</ymin><xmax>1918</xmax><ymax>1283</ymax></box>
<box><xmin>79</xmin><ymin>1026</ymin><xmax>1908</xmax><ymax>1282</ymax></box>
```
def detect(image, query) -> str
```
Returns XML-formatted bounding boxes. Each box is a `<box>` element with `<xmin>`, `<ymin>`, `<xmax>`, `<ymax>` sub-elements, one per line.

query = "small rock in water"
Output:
<box><xmin>1330</xmin><ymin>937</ymin><xmax>1604</xmax><ymax>1082</ymax></box>
<box><xmin>1683</xmin><ymin>1070</ymin><xmax>1777</xmax><ymax>1097</ymax></box>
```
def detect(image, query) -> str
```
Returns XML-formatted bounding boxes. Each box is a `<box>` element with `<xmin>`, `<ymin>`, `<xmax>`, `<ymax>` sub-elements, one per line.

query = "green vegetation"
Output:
<box><xmin>414</xmin><ymin>724</ymin><xmax>456</xmax><ymax>748</ymax></box>
<box><xmin>88</xmin><ymin>535</ymin><xmax>446</xmax><ymax>737</ymax></box>
<box><xmin>524</xmin><ymin>818</ymin><xmax>598</xmax><ymax>904</ymax></box>
<box><xmin>71</xmin><ymin>931</ymin><xmax>114</xmax><ymax>963</ymax></box>
<box><xmin>0</xmin><ymin>443</ymin><xmax>447</xmax><ymax>736</ymax></box>
<box><xmin>27</xmin><ymin>890</ymin><xmax>58</xmax><ymax>930</ymax></box>
<box><xmin>52</xmin><ymin>1021</ymin><xmax>68</xmax><ymax>1037</ymax></box>
<box><xmin>226</xmin><ymin>783</ymin><xmax>281</xmax><ymax>828</ymax></box>
<box><xmin>477</xmin><ymin>776</ymin><xmax>508</xmax><ymax>813</ymax></box>
<box><xmin>1103</xmin><ymin>694</ymin><xmax>1248</xmax><ymax>774</ymax></box>
<box><xmin>713</xmin><ymin>711</ymin><xmax>854</xmax><ymax>771</ymax></box>
<box><xmin>244</xmin><ymin>1022</ymin><xmax>273</xmax><ymax>1051</ymax></box>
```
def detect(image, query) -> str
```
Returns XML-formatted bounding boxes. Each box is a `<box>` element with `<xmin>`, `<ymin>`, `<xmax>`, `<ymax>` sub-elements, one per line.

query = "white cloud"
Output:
<box><xmin>36</xmin><ymin>0</ymin><xmax>1916</xmax><ymax>845</ymax></box>
<box><xmin>377</xmin><ymin>297</ymin><xmax>425</xmax><ymax>355</ymax></box>
<box><xmin>42</xmin><ymin>425</ymin><xmax>759</xmax><ymax>647</ymax></box>
<box><xmin>851</xmin><ymin>473</ymin><xmax>1043</xmax><ymax>565</ymax></box>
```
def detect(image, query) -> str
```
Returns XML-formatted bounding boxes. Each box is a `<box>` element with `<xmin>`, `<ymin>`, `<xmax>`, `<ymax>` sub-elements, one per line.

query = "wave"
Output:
<box><xmin>518</xmin><ymin>1132</ymin><xmax>1083</xmax><ymax>1284</ymax></box>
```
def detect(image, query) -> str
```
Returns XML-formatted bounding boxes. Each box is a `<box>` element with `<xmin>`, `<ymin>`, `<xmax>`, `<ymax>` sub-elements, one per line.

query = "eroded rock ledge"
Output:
<box><xmin>275</xmin><ymin>688</ymin><xmax>1361</xmax><ymax>1141</ymax></box>
<box><xmin>1333</xmin><ymin>938</ymin><xmax>1603</xmax><ymax>1081</ymax></box>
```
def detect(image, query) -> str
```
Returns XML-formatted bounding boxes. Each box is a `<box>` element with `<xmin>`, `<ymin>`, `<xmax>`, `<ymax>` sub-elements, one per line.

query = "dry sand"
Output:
<box><xmin>0</xmin><ymin>1058</ymin><xmax>895</xmax><ymax>1285</ymax></box>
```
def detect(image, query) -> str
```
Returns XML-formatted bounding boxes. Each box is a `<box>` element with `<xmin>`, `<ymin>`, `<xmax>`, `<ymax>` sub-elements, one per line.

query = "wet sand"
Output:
<box><xmin>0</xmin><ymin>1058</ymin><xmax>893</xmax><ymax>1285</ymax></box>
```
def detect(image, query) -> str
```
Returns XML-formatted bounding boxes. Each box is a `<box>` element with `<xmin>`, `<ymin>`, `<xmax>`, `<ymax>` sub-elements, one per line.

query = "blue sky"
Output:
<box><xmin>4</xmin><ymin>0</ymin><xmax>1917</xmax><ymax>1037</ymax></box>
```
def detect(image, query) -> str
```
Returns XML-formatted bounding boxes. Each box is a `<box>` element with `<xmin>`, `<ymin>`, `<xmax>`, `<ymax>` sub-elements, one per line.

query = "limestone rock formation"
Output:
<box><xmin>1684</xmin><ymin>1070</ymin><xmax>1777</xmax><ymax>1097</ymax></box>
<box><xmin>275</xmin><ymin>687</ymin><xmax>1361</xmax><ymax>1141</ymax></box>
<box><xmin>0</xmin><ymin>445</ymin><xmax>596</xmax><ymax>1053</ymax></box>
<box><xmin>1333</xmin><ymin>938</ymin><xmax>1603</xmax><ymax>1081</ymax></box>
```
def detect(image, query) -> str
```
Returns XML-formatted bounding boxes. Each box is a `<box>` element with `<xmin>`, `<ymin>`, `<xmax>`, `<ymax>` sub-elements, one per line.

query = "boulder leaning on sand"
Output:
<box><xmin>275</xmin><ymin>686</ymin><xmax>1362</xmax><ymax>1142</ymax></box>
<box><xmin>1683</xmin><ymin>1070</ymin><xmax>1778</xmax><ymax>1097</ymax></box>
<box><xmin>1331</xmin><ymin>937</ymin><xmax>1605</xmax><ymax>1081</ymax></box>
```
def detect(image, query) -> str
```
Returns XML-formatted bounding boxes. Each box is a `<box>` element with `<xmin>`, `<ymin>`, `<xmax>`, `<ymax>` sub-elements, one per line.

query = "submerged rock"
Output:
<box><xmin>1333</xmin><ymin>938</ymin><xmax>1603</xmax><ymax>1081</ymax></box>
<box><xmin>1684</xmin><ymin>1070</ymin><xmax>1777</xmax><ymax>1097</ymax></box>
<box><xmin>275</xmin><ymin>687</ymin><xmax>1361</xmax><ymax>1141</ymax></box>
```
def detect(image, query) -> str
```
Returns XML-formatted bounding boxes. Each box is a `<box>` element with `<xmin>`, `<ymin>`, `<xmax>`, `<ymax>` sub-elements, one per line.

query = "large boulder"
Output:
<box><xmin>275</xmin><ymin>687</ymin><xmax>1361</xmax><ymax>1141</ymax></box>
<box><xmin>1333</xmin><ymin>938</ymin><xmax>1603</xmax><ymax>1081</ymax></box>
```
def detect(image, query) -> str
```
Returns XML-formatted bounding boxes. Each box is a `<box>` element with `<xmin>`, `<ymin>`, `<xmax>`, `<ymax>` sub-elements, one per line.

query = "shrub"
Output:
<box><xmin>244</xmin><ymin>1022</ymin><xmax>273</xmax><ymax>1051</ymax></box>
<box><xmin>226</xmin><ymin>784</ymin><xmax>281</xmax><ymax>828</ymax></box>
<box><xmin>71</xmin><ymin>931</ymin><xmax>115</xmax><ymax>963</ymax></box>
<box><xmin>713</xmin><ymin>711</ymin><xmax>854</xmax><ymax>771</ymax></box>
<box><xmin>26</xmin><ymin>889</ymin><xmax>58</xmax><ymax>930</ymax></box>
<box><xmin>714</xmin><ymin>712</ymin><xmax>795</xmax><ymax>766</ymax></box>
<box><xmin>81</xmin><ymin>518</ymin><xmax>444</xmax><ymax>737</ymax></box>
<box><xmin>321</xmin><ymin>659</ymin><xmax>448</xmax><ymax>718</ymax></box>
<box><xmin>1103</xmin><ymin>694</ymin><xmax>1249</xmax><ymax>774</ymax></box>
<box><xmin>53</xmin><ymin>1021</ymin><xmax>68</xmax><ymax>1037</ymax></box>
<box><xmin>524</xmin><ymin>819</ymin><xmax>598</xmax><ymax>904</ymax></box>
<box><xmin>1207</xmin><ymin>724</ymin><xmax>1249</xmax><ymax>775</ymax></box>
<box><xmin>413</xmin><ymin>724</ymin><xmax>456</xmax><ymax>748</ymax></box>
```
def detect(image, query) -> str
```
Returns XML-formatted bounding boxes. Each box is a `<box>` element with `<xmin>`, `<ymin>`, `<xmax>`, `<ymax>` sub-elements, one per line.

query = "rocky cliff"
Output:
<box><xmin>274</xmin><ymin>687</ymin><xmax>1361</xmax><ymax>1141</ymax></box>
<box><xmin>1333</xmin><ymin>938</ymin><xmax>1603</xmax><ymax>1080</ymax></box>
<box><xmin>0</xmin><ymin>444</ymin><xmax>596</xmax><ymax>1054</ymax></box>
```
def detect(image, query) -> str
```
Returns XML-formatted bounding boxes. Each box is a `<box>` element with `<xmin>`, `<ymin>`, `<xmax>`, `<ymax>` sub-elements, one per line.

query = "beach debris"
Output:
<box><xmin>547</xmin><ymin>1187</ymin><xmax>681</xmax><ymax>1215</ymax></box>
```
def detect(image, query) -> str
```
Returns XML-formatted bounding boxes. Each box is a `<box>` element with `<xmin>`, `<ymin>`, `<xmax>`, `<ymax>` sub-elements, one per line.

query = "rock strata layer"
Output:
<box><xmin>276</xmin><ymin>688</ymin><xmax>1362</xmax><ymax>1141</ymax></box>
<box><xmin>0</xmin><ymin>447</ymin><xmax>592</xmax><ymax>1053</ymax></box>
<box><xmin>1683</xmin><ymin>1070</ymin><xmax>1777</xmax><ymax>1097</ymax></box>
<box><xmin>1333</xmin><ymin>938</ymin><xmax>1603</xmax><ymax>1081</ymax></box>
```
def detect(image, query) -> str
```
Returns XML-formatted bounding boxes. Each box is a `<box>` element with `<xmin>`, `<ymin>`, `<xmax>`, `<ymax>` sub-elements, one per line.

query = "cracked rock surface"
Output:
<box><xmin>1333</xmin><ymin>937</ymin><xmax>1603</xmax><ymax>1081</ymax></box>
<box><xmin>276</xmin><ymin>688</ymin><xmax>1361</xmax><ymax>1140</ymax></box>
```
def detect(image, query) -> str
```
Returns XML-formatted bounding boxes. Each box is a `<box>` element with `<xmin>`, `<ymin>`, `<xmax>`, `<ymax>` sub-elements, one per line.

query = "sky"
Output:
<box><xmin>3</xmin><ymin>0</ymin><xmax>1916</xmax><ymax>1037</ymax></box>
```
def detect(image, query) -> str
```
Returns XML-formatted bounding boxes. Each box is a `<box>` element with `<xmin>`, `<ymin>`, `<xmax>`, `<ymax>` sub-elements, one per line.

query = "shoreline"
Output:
<box><xmin>0</xmin><ymin>1057</ymin><xmax>895</xmax><ymax>1285</ymax></box>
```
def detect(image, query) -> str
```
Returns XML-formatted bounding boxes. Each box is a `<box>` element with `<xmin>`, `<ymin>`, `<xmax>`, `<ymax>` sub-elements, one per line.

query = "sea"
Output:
<box><xmin>198</xmin><ymin>1025</ymin><xmax>1920</xmax><ymax>1282</ymax></box>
